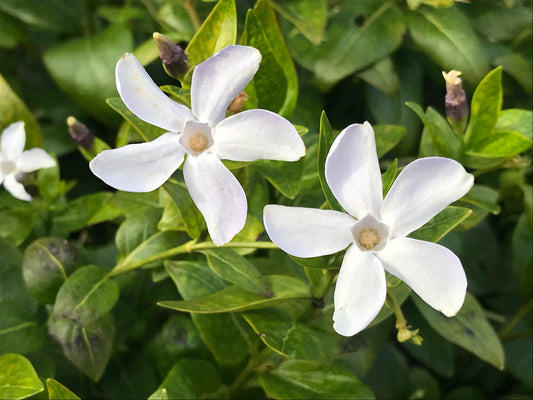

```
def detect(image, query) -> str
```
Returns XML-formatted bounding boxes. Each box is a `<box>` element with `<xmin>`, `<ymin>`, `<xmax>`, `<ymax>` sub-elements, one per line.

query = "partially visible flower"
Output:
<box><xmin>90</xmin><ymin>45</ymin><xmax>305</xmax><ymax>246</ymax></box>
<box><xmin>264</xmin><ymin>122</ymin><xmax>473</xmax><ymax>336</ymax></box>
<box><xmin>443</xmin><ymin>70</ymin><xmax>468</xmax><ymax>122</ymax></box>
<box><xmin>153</xmin><ymin>32</ymin><xmax>189</xmax><ymax>78</ymax></box>
<box><xmin>0</xmin><ymin>121</ymin><xmax>56</xmax><ymax>201</ymax></box>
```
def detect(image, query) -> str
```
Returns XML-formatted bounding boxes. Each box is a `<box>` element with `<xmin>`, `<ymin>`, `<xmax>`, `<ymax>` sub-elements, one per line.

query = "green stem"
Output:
<box><xmin>183</xmin><ymin>0</ymin><xmax>202</xmax><ymax>32</ymax></box>
<box><xmin>387</xmin><ymin>288</ymin><xmax>407</xmax><ymax>331</ymax></box>
<box><xmin>109</xmin><ymin>240</ymin><xmax>278</xmax><ymax>277</ymax></box>
<box><xmin>499</xmin><ymin>300</ymin><xmax>533</xmax><ymax>340</ymax></box>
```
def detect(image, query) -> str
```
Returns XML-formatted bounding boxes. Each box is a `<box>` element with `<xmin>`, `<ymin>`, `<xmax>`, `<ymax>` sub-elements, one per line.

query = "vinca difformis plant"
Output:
<box><xmin>0</xmin><ymin>0</ymin><xmax>531</xmax><ymax>399</ymax></box>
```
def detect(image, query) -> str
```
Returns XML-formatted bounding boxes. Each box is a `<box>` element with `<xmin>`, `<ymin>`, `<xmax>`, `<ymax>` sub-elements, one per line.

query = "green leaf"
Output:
<box><xmin>259</xmin><ymin>360</ymin><xmax>375</xmax><ymax>400</ymax></box>
<box><xmin>48</xmin><ymin>313</ymin><xmax>115</xmax><ymax>382</ymax></box>
<box><xmin>185</xmin><ymin>0</ymin><xmax>236</xmax><ymax>68</ymax></box>
<box><xmin>45</xmin><ymin>379</ymin><xmax>80</xmax><ymax>400</ymax></box>
<box><xmin>465</xmin><ymin>130</ymin><xmax>532</xmax><ymax>158</ymax></box>
<box><xmin>289</xmin><ymin>252</ymin><xmax>343</xmax><ymax>270</ymax></box>
<box><xmin>412</xmin><ymin>292</ymin><xmax>505</xmax><ymax>370</ymax></box>
<box><xmin>460</xmin><ymin>185</ymin><xmax>500</xmax><ymax>215</ymax></box>
<box><xmin>406</xmin><ymin>6</ymin><xmax>489</xmax><ymax>84</ymax></box>
<box><xmin>106</xmin><ymin>97</ymin><xmax>166</xmax><ymax>142</ymax></box>
<box><xmin>465</xmin><ymin>67</ymin><xmax>502</xmax><ymax>147</ymax></box>
<box><xmin>242</xmin><ymin>0</ymin><xmax>298</xmax><ymax>116</ymax></box>
<box><xmin>0</xmin><ymin>208</ymin><xmax>36</xmax><ymax>246</ymax></box>
<box><xmin>357</xmin><ymin>57</ymin><xmax>399</xmax><ymax>97</ymax></box>
<box><xmin>369</xmin><ymin>281</ymin><xmax>411</xmax><ymax>328</ymax></box>
<box><xmin>496</xmin><ymin>109</ymin><xmax>532</xmax><ymax>140</ymax></box>
<box><xmin>409</xmin><ymin>206</ymin><xmax>472</xmax><ymax>243</ymax></box>
<box><xmin>156</xmin><ymin>359</ymin><xmax>227</xmax><ymax>399</ymax></box>
<box><xmin>161</xmin><ymin>181</ymin><xmax>205</xmax><ymax>239</ymax></box>
<box><xmin>201</xmin><ymin>248</ymin><xmax>270</xmax><ymax>295</ymax></box>
<box><xmin>0</xmin><ymin>303</ymin><xmax>44</xmax><ymax>355</ymax></box>
<box><xmin>0</xmin><ymin>73</ymin><xmax>42</xmax><ymax>148</ymax></box>
<box><xmin>115</xmin><ymin>208</ymin><xmax>161</xmax><ymax>254</ymax></box>
<box><xmin>148</xmin><ymin>388</ymin><xmax>168</xmax><ymax>400</ymax></box>
<box><xmin>111</xmin><ymin>191</ymin><xmax>160</xmax><ymax>218</ymax></box>
<box><xmin>0</xmin><ymin>353</ymin><xmax>44</xmax><ymax>399</ymax></box>
<box><xmin>493</xmin><ymin>52</ymin><xmax>533</xmax><ymax>95</ymax></box>
<box><xmin>159</xmin><ymin>274</ymin><xmax>310</xmax><ymax>313</ymax></box>
<box><xmin>52</xmin><ymin>265</ymin><xmax>119</xmax><ymax>326</ymax></box>
<box><xmin>271</xmin><ymin>0</ymin><xmax>327</xmax><ymax>45</ymax></box>
<box><xmin>0</xmin><ymin>12</ymin><xmax>26</xmax><ymax>49</ymax></box>
<box><xmin>255</xmin><ymin>158</ymin><xmax>305</xmax><ymax>199</ymax></box>
<box><xmin>0</xmin><ymin>238</ymin><xmax>36</xmax><ymax>309</ymax></box>
<box><xmin>381</xmin><ymin>159</ymin><xmax>398</xmax><ymax>197</ymax></box>
<box><xmin>244</xmin><ymin>308</ymin><xmax>337</xmax><ymax>360</ymax></box>
<box><xmin>373</xmin><ymin>124</ymin><xmax>406</xmax><ymax>158</ymax></box>
<box><xmin>317</xmin><ymin>111</ymin><xmax>342</xmax><ymax>211</ymax></box>
<box><xmin>43</xmin><ymin>24</ymin><xmax>133</xmax><ymax>124</ymax></box>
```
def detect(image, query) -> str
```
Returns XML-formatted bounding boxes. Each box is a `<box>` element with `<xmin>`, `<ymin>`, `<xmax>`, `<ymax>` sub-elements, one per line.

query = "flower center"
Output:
<box><xmin>1</xmin><ymin>160</ymin><xmax>16</xmax><ymax>175</ymax></box>
<box><xmin>358</xmin><ymin>229</ymin><xmax>381</xmax><ymax>250</ymax></box>
<box><xmin>180</xmin><ymin>120</ymin><xmax>214</xmax><ymax>156</ymax></box>
<box><xmin>189</xmin><ymin>133</ymin><xmax>209</xmax><ymax>153</ymax></box>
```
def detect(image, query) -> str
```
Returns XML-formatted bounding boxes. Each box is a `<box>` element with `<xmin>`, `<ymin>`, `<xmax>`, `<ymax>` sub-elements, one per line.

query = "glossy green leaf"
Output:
<box><xmin>381</xmin><ymin>159</ymin><xmax>398</xmax><ymax>197</ymax></box>
<box><xmin>115</xmin><ymin>208</ymin><xmax>161</xmax><ymax>254</ymax></box>
<box><xmin>230</xmin><ymin>214</ymin><xmax>265</xmax><ymax>255</ymax></box>
<box><xmin>259</xmin><ymin>360</ymin><xmax>375</xmax><ymax>400</ymax></box>
<box><xmin>465</xmin><ymin>130</ymin><xmax>532</xmax><ymax>158</ymax></box>
<box><xmin>271</xmin><ymin>0</ymin><xmax>327</xmax><ymax>45</ymax></box>
<box><xmin>111</xmin><ymin>191</ymin><xmax>160</xmax><ymax>218</ymax></box>
<box><xmin>0</xmin><ymin>303</ymin><xmax>44</xmax><ymax>355</ymax></box>
<box><xmin>496</xmin><ymin>109</ymin><xmax>533</xmax><ymax>140</ymax></box>
<box><xmin>244</xmin><ymin>308</ymin><xmax>337</xmax><ymax>360</ymax></box>
<box><xmin>201</xmin><ymin>248</ymin><xmax>269</xmax><ymax>295</ymax></box>
<box><xmin>255</xmin><ymin>158</ymin><xmax>305</xmax><ymax>199</ymax></box>
<box><xmin>0</xmin><ymin>208</ymin><xmax>36</xmax><ymax>246</ymax></box>
<box><xmin>412</xmin><ymin>292</ymin><xmax>505</xmax><ymax>370</ymax></box>
<box><xmin>289</xmin><ymin>252</ymin><xmax>343</xmax><ymax>270</ymax></box>
<box><xmin>317</xmin><ymin>111</ymin><xmax>342</xmax><ymax>211</ymax></box>
<box><xmin>0</xmin><ymin>353</ymin><xmax>44</xmax><ymax>399</ymax></box>
<box><xmin>161</xmin><ymin>181</ymin><xmax>205</xmax><ymax>239</ymax></box>
<box><xmin>48</xmin><ymin>313</ymin><xmax>115</xmax><ymax>382</ymax></box>
<box><xmin>148</xmin><ymin>388</ymin><xmax>168</xmax><ymax>400</ymax></box>
<box><xmin>52</xmin><ymin>265</ymin><xmax>119</xmax><ymax>326</ymax></box>
<box><xmin>406</xmin><ymin>6</ymin><xmax>489</xmax><ymax>84</ymax></box>
<box><xmin>185</xmin><ymin>0</ymin><xmax>236</xmax><ymax>68</ymax></box>
<box><xmin>43</xmin><ymin>24</ymin><xmax>133</xmax><ymax>124</ymax></box>
<box><xmin>374</xmin><ymin>124</ymin><xmax>406</xmax><ymax>158</ymax></box>
<box><xmin>409</xmin><ymin>206</ymin><xmax>472</xmax><ymax>243</ymax></box>
<box><xmin>45</xmin><ymin>379</ymin><xmax>80</xmax><ymax>400</ymax></box>
<box><xmin>465</xmin><ymin>67</ymin><xmax>502</xmax><ymax>146</ymax></box>
<box><xmin>242</xmin><ymin>0</ymin><xmax>298</xmax><ymax>116</ymax></box>
<box><xmin>159</xmin><ymin>274</ymin><xmax>310</xmax><ymax>313</ymax></box>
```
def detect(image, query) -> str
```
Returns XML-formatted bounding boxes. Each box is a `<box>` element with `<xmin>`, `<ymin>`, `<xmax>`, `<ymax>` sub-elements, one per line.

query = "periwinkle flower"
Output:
<box><xmin>0</xmin><ymin>121</ymin><xmax>56</xmax><ymax>201</ymax></box>
<box><xmin>264</xmin><ymin>122</ymin><xmax>474</xmax><ymax>336</ymax></box>
<box><xmin>90</xmin><ymin>45</ymin><xmax>305</xmax><ymax>246</ymax></box>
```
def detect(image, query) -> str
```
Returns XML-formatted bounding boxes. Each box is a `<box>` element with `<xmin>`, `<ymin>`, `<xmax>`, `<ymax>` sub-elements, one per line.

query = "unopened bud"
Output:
<box><xmin>228</xmin><ymin>91</ymin><xmax>249</xmax><ymax>114</ymax></box>
<box><xmin>153</xmin><ymin>32</ymin><xmax>188</xmax><ymax>79</ymax></box>
<box><xmin>443</xmin><ymin>70</ymin><xmax>469</xmax><ymax>122</ymax></box>
<box><xmin>67</xmin><ymin>116</ymin><xmax>94</xmax><ymax>150</ymax></box>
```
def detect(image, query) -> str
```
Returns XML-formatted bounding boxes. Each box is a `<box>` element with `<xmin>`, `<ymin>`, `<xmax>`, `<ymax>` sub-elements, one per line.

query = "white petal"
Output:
<box><xmin>1</xmin><ymin>121</ymin><xmax>26</xmax><ymax>160</ymax></box>
<box><xmin>3</xmin><ymin>174</ymin><xmax>31</xmax><ymax>201</ymax></box>
<box><xmin>214</xmin><ymin>109</ymin><xmax>305</xmax><ymax>162</ymax></box>
<box><xmin>116</xmin><ymin>53</ymin><xmax>193</xmax><ymax>132</ymax></box>
<box><xmin>183</xmin><ymin>153</ymin><xmax>246</xmax><ymax>246</ymax></box>
<box><xmin>325</xmin><ymin>122</ymin><xmax>383</xmax><ymax>219</ymax></box>
<box><xmin>333</xmin><ymin>246</ymin><xmax>387</xmax><ymax>336</ymax></box>
<box><xmin>263</xmin><ymin>205</ymin><xmax>355</xmax><ymax>258</ymax></box>
<box><xmin>89</xmin><ymin>132</ymin><xmax>185</xmax><ymax>192</ymax></box>
<box><xmin>17</xmin><ymin>149</ymin><xmax>55</xmax><ymax>172</ymax></box>
<box><xmin>381</xmin><ymin>157</ymin><xmax>474</xmax><ymax>238</ymax></box>
<box><xmin>191</xmin><ymin>45</ymin><xmax>261</xmax><ymax>125</ymax></box>
<box><xmin>377</xmin><ymin>236</ymin><xmax>467</xmax><ymax>316</ymax></box>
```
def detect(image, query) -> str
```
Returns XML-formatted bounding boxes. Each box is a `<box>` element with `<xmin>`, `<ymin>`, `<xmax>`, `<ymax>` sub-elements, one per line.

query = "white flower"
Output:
<box><xmin>264</xmin><ymin>122</ymin><xmax>474</xmax><ymax>336</ymax></box>
<box><xmin>90</xmin><ymin>45</ymin><xmax>305</xmax><ymax>246</ymax></box>
<box><xmin>0</xmin><ymin>121</ymin><xmax>56</xmax><ymax>201</ymax></box>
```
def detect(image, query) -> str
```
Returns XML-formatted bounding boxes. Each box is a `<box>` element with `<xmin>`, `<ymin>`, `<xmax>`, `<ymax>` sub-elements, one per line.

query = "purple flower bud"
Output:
<box><xmin>67</xmin><ymin>116</ymin><xmax>94</xmax><ymax>150</ymax></box>
<box><xmin>153</xmin><ymin>32</ymin><xmax>188</xmax><ymax>78</ymax></box>
<box><xmin>442</xmin><ymin>70</ymin><xmax>469</xmax><ymax>122</ymax></box>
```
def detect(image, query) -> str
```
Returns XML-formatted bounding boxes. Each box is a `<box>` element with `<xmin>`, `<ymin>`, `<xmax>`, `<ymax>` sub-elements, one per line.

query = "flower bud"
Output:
<box><xmin>228</xmin><ymin>91</ymin><xmax>249</xmax><ymax>114</ymax></box>
<box><xmin>443</xmin><ymin>70</ymin><xmax>469</xmax><ymax>122</ymax></box>
<box><xmin>153</xmin><ymin>32</ymin><xmax>188</xmax><ymax>79</ymax></box>
<box><xmin>67</xmin><ymin>116</ymin><xmax>94</xmax><ymax>150</ymax></box>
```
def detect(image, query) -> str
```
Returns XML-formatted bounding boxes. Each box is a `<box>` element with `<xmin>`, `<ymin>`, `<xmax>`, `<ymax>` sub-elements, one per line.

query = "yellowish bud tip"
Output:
<box><xmin>66</xmin><ymin>116</ymin><xmax>77</xmax><ymax>127</ymax></box>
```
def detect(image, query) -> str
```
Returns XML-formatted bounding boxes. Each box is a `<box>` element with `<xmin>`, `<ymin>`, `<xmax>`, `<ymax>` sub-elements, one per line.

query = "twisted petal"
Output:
<box><xmin>1</xmin><ymin>121</ymin><xmax>25</xmax><ymax>160</ymax></box>
<box><xmin>325</xmin><ymin>122</ymin><xmax>383</xmax><ymax>219</ymax></box>
<box><xmin>89</xmin><ymin>132</ymin><xmax>185</xmax><ymax>192</ymax></box>
<box><xmin>116</xmin><ymin>53</ymin><xmax>193</xmax><ymax>132</ymax></box>
<box><xmin>263</xmin><ymin>205</ymin><xmax>354</xmax><ymax>258</ymax></box>
<box><xmin>381</xmin><ymin>157</ymin><xmax>474</xmax><ymax>238</ymax></box>
<box><xmin>333</xmin><ymin>246</ymin><xmax>387</xmax><ymax>336</ymax></box>
<box><xmin>377</xmin><ymin>236</ymin><xmax>467</xmax><ymax>317</ymax></box>
<box><xmin>3</xmin><ymin>174</ymin><xmax>31</xmax><ymax>201</ymax></box>
<box><xmin>215</xmin><ymin>109</ymin><xmax>305</xmax><ymax>161</ymax></box>
<box><xmin>183</xmin><ymin>153</ymin><xmax>246</xmax><ymax>246</ymax></box>
<box><xmin>18</xmin><ymin>149</ymin><xmax>55</xmax><ymax>172</ymax></box>
<box><xmin>191</xmin><ymin>45</ymin><xmax>261</xmax><ymax>125</ymax></box>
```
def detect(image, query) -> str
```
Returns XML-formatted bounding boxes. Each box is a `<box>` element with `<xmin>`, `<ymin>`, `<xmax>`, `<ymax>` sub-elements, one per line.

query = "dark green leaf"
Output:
<box><xmin>0</xmin><ymin>303</ymin><xmax>44</xmax><ymax>355</ymax></box>
<box><xmin>0</xmin><ymin>208</ymin><xmax>36</xmax><ymax>246</ymax></box>
<box><xmin>374</xmin><ymin>124</ymin><xmax>406</xmax><ymax>157</ymax></box>
<box><xmin>289</xmin><ymin>252</ymin><xmax>343</xmax><ymax>270</ymax></box>
<box><xmin>460</xmin><ymin>185</ymin><xmax>500</xmax><ymax>215</ymax></box>
<box><xmin>271</xmin><ymin>0</ymin><xmax>327</xmax><ymax>45</ymax></box>
<box><xmin>255</xmin><ymin>158</ymin><xmax>305</xmax><ymax>199</ymax></box>
<box><xmin>409</xmin><ymin>206</ymin><xmax>472</xmax><ymax>243</ymax></box>
<box><xmin>0</xmin><ymin>238</ymin><xmax>36</xmax><ymax>309</ymax></box>
<box><xmin>0</xmin><ymin>12</ymin><xmax>26</xmax><ymax>49</ymax></box>
<box><xmin>317</xmin><ymin>111</ymin><xmax>342</xmax><ymax>211</ymax></box>
<box><xmin>115</xmin><ymin>208</ymin><xmax>161</xmax><ymax>255</ymax></box>
<box><xmin>357</xmin><ymin>57</ymin><xmax>399</xmax><ymax>97</ymax></box>
<box><xmin>493</xmin><ymin>52</ymin><xmax>532</xmax><ymax>95</ymax></box>
<box><xmin>369</xmin><ymin>281</ymin><xmax>411</xmax><ymax>328</ymax></box>
<box><xmin>45</xmin><ymin>379</ymin><xmax>80</xmax><ymax>400</ymax></box>
<box><xmin>161</xmin><ymin>181</ymin><xmax>205</xmax><ymax>239</ymax></box>
<box><xmin>259</xmin><ymin>360</ymin><xmax>375</xmax><ymax>400</ymax></box>
<box><xmin>0</xmin><ymin>353</ymin><xmax>44</xmax><ymax>399</ymax></box>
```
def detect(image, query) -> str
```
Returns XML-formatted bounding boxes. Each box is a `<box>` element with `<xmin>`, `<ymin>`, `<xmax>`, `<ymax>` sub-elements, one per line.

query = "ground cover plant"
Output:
<box><xmin>0</xmin><ymin>0</ymin><xmax>531</xmax><ymax>399</ymax></box>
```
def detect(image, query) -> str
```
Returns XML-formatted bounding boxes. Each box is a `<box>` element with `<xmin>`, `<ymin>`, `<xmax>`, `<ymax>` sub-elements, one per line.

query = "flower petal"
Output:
<box><xmin>1</xmin><ymin>121</ymin><xmax>26</xmax><ymax>160</ymax></box>
<box><xmin>191</xmin><ymin>45</ymin><xmax>261</xmax><ymax>125</ymax></box>
<box><xmin>215</xmin><ymin>109</ymin><xmax>305</xmax><ymax>161</ymax></box>
<box><xmin>263</xmin><ymin>205</ymin><xmax>355</xmax><ymax>258</ymax></box>
<box><xmin>183</xmin><ymin>153</ymin><xmax>246</xmax><ymax>246</ymax></box>
<box><xmin>377</xmin><ymin>236</ymin><xmax>467</xmax><ymax>316</ymax></box>
<box><xmin>333</xmin><ymin>246</ymin><xmax>387</xmax><ymax>336</ymax></box>
<box><xmin>116</xmin><ymin>53</ymin><xmax>193</xmax><ymax>132</ymax></box>
<box><xmin>3</xmin><ymin>174</ymin><xmax>31</xmax><ymax>201</ymax></box>
<box><xmin>325</xmin><ymin>122</ymin><xmax>383</xmax><ymax>219</ymax></box>
<box><xmin>89</xmin><ymin>132</ymin><xmax>185</xmax><ymax>192</ymax></box>
<box><xmin>17</xmin><ymin>149</ymin><xmax>55</xmax><ymax>172</ymax></box>
<box><xmin>381</xmin><ymin>157</ymin><xmax>474</xmax><ymax>238</ymax></box>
